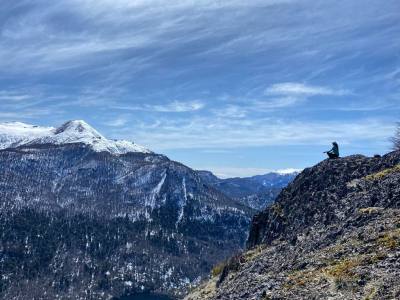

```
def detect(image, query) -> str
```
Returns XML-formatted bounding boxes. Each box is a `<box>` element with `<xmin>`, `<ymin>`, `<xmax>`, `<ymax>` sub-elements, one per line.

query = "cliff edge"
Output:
<box><xmin>186</xmin><ymin>151</ymin><xmax>400</xmax><ymax>300</ymax></box>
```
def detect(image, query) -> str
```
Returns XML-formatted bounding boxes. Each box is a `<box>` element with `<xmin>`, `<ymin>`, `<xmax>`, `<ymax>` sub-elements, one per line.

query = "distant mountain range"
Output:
<box><xmin>197</xmin><ymin>170</ymin><xmax>299</xmax><ymax>210</ymax></box>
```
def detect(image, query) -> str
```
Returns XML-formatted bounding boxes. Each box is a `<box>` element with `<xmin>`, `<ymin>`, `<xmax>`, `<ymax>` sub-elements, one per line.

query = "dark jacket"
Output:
<box><xmin>327</xmin><ymin>143</ymin><xmax>339</xmax><ymax>156</ymax></box>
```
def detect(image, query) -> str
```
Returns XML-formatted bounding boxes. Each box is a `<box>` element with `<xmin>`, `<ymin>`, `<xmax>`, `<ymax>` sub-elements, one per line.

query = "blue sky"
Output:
<box><xmin>0</xmin><ymin>0</ymin><xmax>399</xmax><ymax>177</ymax></box>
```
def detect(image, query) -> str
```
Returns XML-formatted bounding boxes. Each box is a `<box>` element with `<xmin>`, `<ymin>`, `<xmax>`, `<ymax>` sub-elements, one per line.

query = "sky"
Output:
<box><xmin>0</xmin><ymin>0</ymin><xmax>399</xmax><ymax>178</ymax></box>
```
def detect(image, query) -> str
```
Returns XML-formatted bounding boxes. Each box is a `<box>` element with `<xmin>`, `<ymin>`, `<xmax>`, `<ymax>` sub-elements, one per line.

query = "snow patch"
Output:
<box><xmin>275</xmin><ymin>168</ymin><xmax>302</xmax><ymax>175</ymax></box>
<box><xmin>176</xmin><ymin>177</ymin><xmax>187</xmax><ymax>227</ymax></box>
<box><xmin>153</xmin><ymin>171</ymin><xmax>167</xmax><ymax>196</ymax></box>
<box><xmin>124</xmin><ymin>281</ymin><xmax>133</xmax><ymax>287</ymax></box>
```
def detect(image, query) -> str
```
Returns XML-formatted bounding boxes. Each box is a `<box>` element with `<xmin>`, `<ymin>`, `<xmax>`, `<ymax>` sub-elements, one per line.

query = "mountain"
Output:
<box><xmin>0</xmin><ymin>120</ymin><xmax>253</xmax><ymax>299</ymax></box>
<box><xmin>197</xmin><ymin>170</ymin><xmax>299</xmax><ymax>210</ymax></box>
<box><xmin>186</xmin><ymin>151</ymin><xmax>400</xmax><ymax>300</ymax></box>
<box><xmin>0</xmin><ymin>120</ymin><xmax>151</xmax><ymax>154</ymax></box>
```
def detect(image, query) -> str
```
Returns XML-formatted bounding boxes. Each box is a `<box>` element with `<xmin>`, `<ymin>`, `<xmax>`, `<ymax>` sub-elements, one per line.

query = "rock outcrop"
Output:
<box><xmin>186</xmin><ymin>151</ymin><xmax>400</xmax><ymax>300</ymax></box>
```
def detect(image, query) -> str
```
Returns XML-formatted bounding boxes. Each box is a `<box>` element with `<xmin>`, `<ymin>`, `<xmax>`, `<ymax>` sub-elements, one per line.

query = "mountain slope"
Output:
<box><xmin>0</xmin><ymin>121</ymin><xmax>253</xmax><ymax>299</ymax></box>
<box><xmin>186</xmin><ymin>151</ymin><xmax>400</xmax><ymax>300</ymax></box>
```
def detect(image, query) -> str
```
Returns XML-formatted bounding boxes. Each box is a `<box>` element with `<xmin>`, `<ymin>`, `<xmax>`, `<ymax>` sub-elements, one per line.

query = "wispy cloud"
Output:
<box><xmin>150</xmin><ymin>101</ymin><xmax>205</xmax><ymax>112</ymax></box>
<box><xmin>212</xmin><ymin>105</ymin><xmax>248</xmax><ymax>118</ymax></box>
<box><xmin>103</xmin><ymin>117</ymin><xmax>128</xmax><ymax>127</ymax></box>
<box><xmin>265</xmin><ymin>83</ymin><xmax>350</xmax><ymax>96</ymax></box>
<box><xmin>211</xmin><ymin>96</ymin><xmax>302</xmax><ymax>118</ymax></box>
<box><xmin>0</xmin><ymin>109</ymin><xmax>60</xmax><ymax>120</ymax></box>
<box><xmin>112</xmin><ymin>116</ymin><xmax>395</xmax><ymax>151</ymax></box>
<box><xmin>250</xmin><ymin>97</ymin><xmax>302</xmax><ymax>109</ymax></box>
<box><xmin>112</xmin><ymin>100</ymin><xmax>205</xmax><ymax>113</ymax></box>
<box><xmin>0</xmin><ymin>91</ymin><xmax>32</xmax><ymax>101</ymax></box>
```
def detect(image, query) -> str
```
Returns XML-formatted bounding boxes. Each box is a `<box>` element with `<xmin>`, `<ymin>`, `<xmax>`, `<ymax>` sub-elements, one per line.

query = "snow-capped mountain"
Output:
<box><xmin>0</xmin><ymin>120</ymin><xmax>252</xmax><ymax>299</ymax></box>
<box><xmin>0</xmin><ymin>120</ymin><xmax>151</xmax><ymax>154</ymax></box>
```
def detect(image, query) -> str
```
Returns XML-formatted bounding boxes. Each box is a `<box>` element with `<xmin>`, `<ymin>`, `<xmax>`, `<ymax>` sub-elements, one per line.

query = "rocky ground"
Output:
<box><xmin>185</xmin><ymin>151</ymin><xmax>400</xmax><ymax>300</ymax></box>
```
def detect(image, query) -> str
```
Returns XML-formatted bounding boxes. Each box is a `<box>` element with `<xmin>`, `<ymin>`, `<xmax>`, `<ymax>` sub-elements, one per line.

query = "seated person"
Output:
<box><xmin>324</xmin><ymin>142</ymin><xmax>339</xmax><ymax>159</ymax></box>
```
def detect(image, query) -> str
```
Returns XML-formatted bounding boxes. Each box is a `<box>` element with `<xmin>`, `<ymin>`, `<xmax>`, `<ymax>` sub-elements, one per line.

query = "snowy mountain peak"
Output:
<box><xmin>54</xmin><ymin>120</ymin><xmax>102</xmax><ymax>137</ymax></box>
<box><xmin>274</xmin><ymin>168</ymin><xmax>302</xmax><ymax>175</ymax></box>
<box><xmin>48</xmin><ymin>120</ymin><xmax>106</xmax><ymax>146</ymax></box>
<box><xmin>0</xmin><ymin>120</ymin><xmax>152</xmax><ymax>154</ymax></box>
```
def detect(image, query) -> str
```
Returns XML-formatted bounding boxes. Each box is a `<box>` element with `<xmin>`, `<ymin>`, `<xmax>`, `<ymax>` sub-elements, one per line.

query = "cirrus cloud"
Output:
<box><xmin>265</xmin><ymin>82</ymin><xmax>350</xmax><ymax>96</ymax></box>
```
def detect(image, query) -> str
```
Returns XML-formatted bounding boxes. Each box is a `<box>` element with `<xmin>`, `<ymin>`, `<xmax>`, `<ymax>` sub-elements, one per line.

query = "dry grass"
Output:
<box><xmin>283</xmin><ymin>225</ymin><xmax>400</xmax><ymax>292</ymax></box>
<box><xmin>323</xmin><ymin>258</ymin><xmax>360</xmax><ymax>280</ymax></box>
<box><xmin>364</xmin><ymin>164</ymin><xmax>400</xmax><ymax>181</ymax></box>
<box><xmin>271</xmin><ymin>203</ymin><xmax>284</xmax><ymax>217</ymax></box>
<box><xmin>359</xmin><ymin>207</ymin><xmax>384</xmax><ymax>214</ymax></box>
<box><xmin>284</xmin><ymin>269</ymin><xmax>318</xmax><ymax>289</ymax></box>
<box><xmin>377</xmin><ymin>230</ymin><xmax>399</xmax><ymax>250</ymax></box>
<box><xmin>243</xmin><ymin>245</ymin><xmax>265</xmax><ymax>262</ymax></box>
<box><xmin>211</xmin><ymin>262</ymin><xmax>225</xmax><ymax>277</ymax></box>
<box><xmin>364</xmin><ymin>253</ymin><xmax>387</xmax><ymax>264</ymax></box>
<box><xmin>363</xmin><ymin>287</ymin><xmax>377</xmax><ymax>300</ymax></box>
<box><xmin>184</xmin><ymin>277</ymin><xmax>218</xmax><ymax>300</ymax></box>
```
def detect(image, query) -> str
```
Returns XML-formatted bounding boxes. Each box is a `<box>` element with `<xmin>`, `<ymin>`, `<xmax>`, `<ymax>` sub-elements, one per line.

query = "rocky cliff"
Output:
<box><xmin>186</xmin><ymin>151</ymin><xmax>400</xmax><ymax>300</ymax></box>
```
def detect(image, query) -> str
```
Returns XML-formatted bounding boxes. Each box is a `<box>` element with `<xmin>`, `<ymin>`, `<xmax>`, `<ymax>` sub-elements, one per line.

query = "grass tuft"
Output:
<box><xmin>359</xmin><ymin>207</ymin><xmax>383</xmax><ymax>214</ymax></box>
<box><xmin>364</xmin><ymin>164</ymin><xmax>400</xmax><ymax>181</ymax></box>
<box><xmin>377</xmin><ymin>231</ymin><xmax>399</xmax><ymax>250</ymax></box>
<box><xmin>211</xmin><ymin>262</ymin><xmax>225</xmax><ymax>277</ymax></box>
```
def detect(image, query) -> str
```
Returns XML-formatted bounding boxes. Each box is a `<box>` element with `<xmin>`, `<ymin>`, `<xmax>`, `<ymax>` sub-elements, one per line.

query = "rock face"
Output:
<box><xmin>186</xmin><ymin>151</ymin><xmax>400</xmax><ymax>300</ymax></box>
<box><xmin>247</xmin><ymin>153</ymin><xmax>400</xmax><ymax>248</ymax></box>
<box><xmin>0</xmin><ymin>121</ymin><xmax>253</xmax><ymax>299</ymax></box>
<box><xmin>197</xmin><ymin>171</ymin><xmax>298</xmax><ymax>210</ymax></box>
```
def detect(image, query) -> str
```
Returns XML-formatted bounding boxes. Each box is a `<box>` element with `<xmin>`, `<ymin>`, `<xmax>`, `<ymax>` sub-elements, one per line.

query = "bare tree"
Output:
<box><xmin>391</xmin><ymin>122</ymin><xmax>400</xmax><ymax>151</ymax></box>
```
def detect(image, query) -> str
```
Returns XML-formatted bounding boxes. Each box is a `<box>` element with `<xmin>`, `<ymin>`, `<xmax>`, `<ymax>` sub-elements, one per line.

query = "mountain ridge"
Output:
<box><xmin>0</xmin><ymin>120</ymin><xmax>151</xmax><ymax>154</ymax></box>
<box><xmin>186</xmin><ymin>151</ymin><xmax>400</xmax><ymax>300</ymax></box>
<box><xmin>197</xmin><ymin>170</ymin><xmax>298</xmax><ymax>210</ymax></box>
